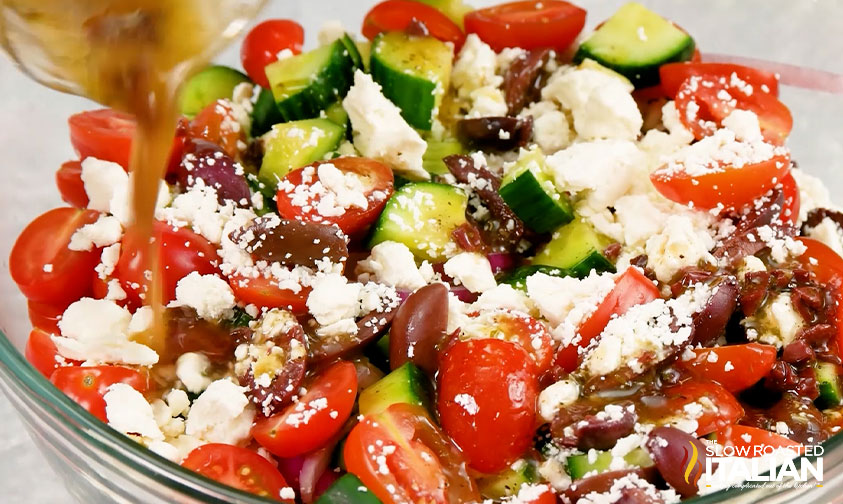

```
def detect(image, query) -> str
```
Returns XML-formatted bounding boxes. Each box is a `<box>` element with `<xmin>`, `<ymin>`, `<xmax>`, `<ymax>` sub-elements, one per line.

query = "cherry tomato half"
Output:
<box><xmin>714</xmin><ymin>424</ymin><xmax>801</xmax><ymax>457</ymax></box>
<box><xmin>25</xmin><ymin>328</ymin><xmax>64</xmax><ymax>378</ymax></box>
<box><xmin>796</xmin><ymin>238</ymin><xmax>843</xmax><ymax>356</ymax></box>
<box><xmin>649</xmin><ymin>381</ymin><xmax>744</xmax><ymax>436</ymax></box>
<box><xmin>50</xmin><ymin>365</ymin><xmax>149</xmax><ymax>421</ymax></box>
<box><xmin>253</xmin><ymin>361</ymin><xmax>357</xmax><ymax>458</ymax></box>
<box><xmin>362</xmin><ymin>0</ymin><xmax>466</xmax><ymax>52</ymax></box>
<box><xmin>660</xmin><ymin>62</ymin><xmax>780</xmax><ymax>98</ymax></box>
<box><xmin>438</xmin><ymin>338</ymin><xmax>538</xmax><ymax>473</ymax></box>
<box><xmin>68</xmin><ymin>109</ymin><xmax>136</xmax><ymax>169</ymax></box>
<box><xmin>182</xmin><ymin>444</ymin><xmax>294</xmax><ymax>501</ymax></box>
<box><xmin>27</xmin><ymin>300</ymin><xmax>66</xmax><ymax>335</ymax></box>
<box><xmin>228</xmin><ymin>274</ymin><xmax>312</xmax><ymax>315</ymax></box>
<box><xmin>464</xmin><ymin>0</ymin><xmax>586</xmax><ymax>52</ymax></box>
<box><xmin>780</xmin><ymin>171</ymin><xmax>800</xmax><ymax>225</ymax></box>
<box><xmin>241</xmin><ymin>19</ymin><xmax>305</xmax><ymax>88</ymax></box>
<box><xmin>344</xmin><ymin>403</ymin><xmax>479</xmax><ymax>504</ymax></box>
<box><xmin>55</xmin><ymin>160</ymin><xmax>89</xmax><ymax>208</ymax></box>
<box><xmin>10</xmin><ymin>208</ymin><xmax>101</xmax><ymax>304</ymax></box>
<box><xmin>275</xmin><ymin>157</ymin><xmax>395</xmax><ymax>237</ymax></box>
<box><xmin>677</xmin><ymin>343</ymin><xmax>777</xmax><ymax>393</ymax></box>
<box><xmin>460</xmin><ymin>309</ymin><xmax>554</xmax><ymax>374</ymax></box>
<box><xmin>188</xmin><ymin>100</ymin><xmax>246</xmax><ymax>159</ymax></box>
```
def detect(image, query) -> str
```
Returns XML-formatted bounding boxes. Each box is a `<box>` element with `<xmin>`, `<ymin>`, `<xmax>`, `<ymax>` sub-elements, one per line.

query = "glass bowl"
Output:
<box><xmin>2</xmin><ymin>0</ymin><xmax>843</xmax><ymax>502</ymax></box>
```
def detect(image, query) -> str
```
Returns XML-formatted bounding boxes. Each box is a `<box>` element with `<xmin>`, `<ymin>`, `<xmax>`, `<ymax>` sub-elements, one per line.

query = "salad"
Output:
<box><xmin>9</xmin><ymin>0</ymin><xmax>843</xmax><ymax>502</ymax></box>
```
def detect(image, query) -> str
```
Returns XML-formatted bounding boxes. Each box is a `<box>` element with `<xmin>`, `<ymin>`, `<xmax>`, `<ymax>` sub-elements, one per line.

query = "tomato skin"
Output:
<box><xmin>229</xmin><ymin>274</ymin><xmax>311</xmax><ymax>315</ymax></box>
<box><xmin>188</xmin><ymin>100</ymin><xmax>246</xmax><ymax>159</ymax></box>
<box><xmin>10</xmin><ymin>208</ymin><xmax>101</xmax><ymax>304</ymax></box>
<box><xmin>660</xmin><ymin>62</ymin><xmax>780</xmax><ymax>98</ymax></box>
<box><xmin>25</xmin><ymin>328</ymin><xmax>65</xmax><ymax>377</ymax></box>
<box><xmin>55</xmin><ymin>160</ymin><xmax>89</xmax><ymax>207</ymax></box>
<box><xmin>462</xmin><ymin>310</ymin><xmax>554</xmax><ymax>374</ymax></box>
<box><xmin>68</xmin><ymin>109</ymin><xmax>136</xmax><ymax>169</ymax></box>
<box><xmin>50</xmin><ymin>366</ymin><xmax>149</xmax><ymax>421</ymax></box>
<box><xmin>796</xmin><ymin>238</ymin><xmax>843</xmax><ymax>356</ymax></box>
<box><xmin>715</xmin><ymin>424</ymin><xmax>801</xmax><ymax>456</ymax></box>
<box><xmin>362</xmin><ymin>0</ymin><xmax>466</xmax><ymax>51</ymax></box>
<box><xmin>438</xmin><ymin>338</ymin><xmax>538</xmax><ymax>473</ymax></box>
<box><xmin>182</xmin><ymin>444</ymin><xmax>293</xmax><ymax>501</ymax></box>
<box><xmin>115</xmin><ymin>221</ymin><xmax>220</xmax><ymax>306</ymax></box>
<box><xmin>241</xmin><ymin>19</ymin><xmax>304</xmax><ymax>88</ymax></box>
<box><xmin>464</xmin><ymin>0</ymin><xmax>586</xmax><ymax>52</ymax></box>
<box><xmin>650</xmin><ymin>154</ymin><xmax>790</xmax><ymax>211</ymax></box>
<box><xmin>344</xmin><ymin>403</ymin><xmax>480</xmax><ymax>504</ymax></box>
<box><xmin>253</xmin><ymin>361</ymin><xmax>357</xmax><ymax>458</ymax></box>
<box><xmin>780</xmin><ymin>172</ymin><xmax>800</xmax><ymax>225</ymax></box>
<box><xmin>657</xmin><ymin>381</ymin><xmax>744</xmax><ymax>436</ymax></box>
<box><xmin>275</xmin><ymin>158</ymin><xmax>395</xmax><ymax>237</ymax></box>
<box><xmin>27</xmin><ymin>300</ymin><xmax>66</xmax><ymax>334</ymax></box>
<box><xmin>678</xmin><ymin>343</ymin><xmax>777</xmax><ymax>393</ymax></box>
<box><xmin>556</xmin><ymin>267</ymin><xmax>660</xmax><ymax>373</ymax></box>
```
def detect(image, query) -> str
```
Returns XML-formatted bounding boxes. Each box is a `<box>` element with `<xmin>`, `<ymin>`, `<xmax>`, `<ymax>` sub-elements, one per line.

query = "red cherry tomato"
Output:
<box><xmin>660</xmin><ymin>62</ymin><xmax>780</xmax><ymax>98</ymax></box>
<box><xmin>68</xmin><ymin>109</ymin><xmax>136</xmax><ymax>169</ymax></box>
<box><xmin>27</xmin><ymin>300</ymin><xmax>66</xmax><ymax>334</ymax></box>
<box><xmin>55</xmin><ymin>160</ymin><xmax>89</xmax><ymax>207</ymax></box>
<box><xmin>715</xmin><ymin>424</ymin><xmax>801</xmax><ymax>456</ymax></box>
<box><xmin>438</xmin><ymin>338</ymin><xmax>538</xmax><ymax>473</ymax></box>
<box><xmin>344</xmin><ymin>403</ymin><xmax>480</xmax><ymax>504</ymax></box>
<box><xmin>241</xmin><ymin>19</ymin><xmax>305</xmax><ymax>88</ymax></box>
<box><xmin>650</xmin><ymin>153</ymin><xmax>791</xmax><ymax>211</ymax></box>
<box><xmin>182</xmin><ymin>444</ymin><xmax>294</xmax><ymax>501</ymax></box>
<box><xmin>115</xmin><ymin>221</ymin><xmax>220</xmax><ymax>306</ymax></box>
<box><xmin>228</xmin><ymin>274</ymin><xmax>311</xmax><ymax>315</ymax></box>
<box><xmin>518</xmin><ymin>485</ymin><xmax>557</xmax><ymax>504</ymax></box>
<box><xmin>779</xmin><ymin>171</ymin><xmax>800</xmax><ymax>225</ymax></box>
<box><xmin>460</xmin><ymin>310</ymin><xmax>554</xmax><ymax>374</ymax></box>
<box><xmin>253</xmin><ymin>361</ymin><xmax>357</xmax><ymax>458</ymax></box>
<box><xmin>275</xmin><ymin>158</ymin><xmax>395</xmax><ymax>237</ymax></box>
<box><xmin>555</xmin><ymin>267</ymin><xmax>660</xmax><ymax>373</ymax></box>
<box><xmin>675</xmin><ymin>74</ymin><xmax>793</xmax><ymax>145</ymax></box>
<box><xmin>796</xmin><ymin>238</ymin><xmax>843</xmax><ymax>356</ymax></box>
<box><xmin>25</xmin><ymin>328</ymin><xmax>65</xmax><ymax>377</ymax></box>
<box><xmin>10</xmin><ymin>208</ymin><xmax>101</xmax><ymax>304</ymax></box>
<box><xmin>362</xmin><ymin>0</ymin><xmax>466</xmax><ymax>52</ymax></box>
<box><xmin>50</xmin><ymin>365</ymin><xmax>149</xmax><ymax>421</ymax></box>
<box><xmin>652</xmin><ymin>381</ymin><xmax>744</xmax><ymax>436</ymax></box>
<box><xmin>188</xmin><ymin>100</ymin><xmax>246</xmax><ymax>159</ymax></box>
<box><xmin>677</xmin><ymin>343</ymin><xmax>778</xmax><ymax>393</ymax></box>
<box><xmin>464</xmin><ymin>0</ymin><xmax>586</xmax><ymax>52</ymax></box>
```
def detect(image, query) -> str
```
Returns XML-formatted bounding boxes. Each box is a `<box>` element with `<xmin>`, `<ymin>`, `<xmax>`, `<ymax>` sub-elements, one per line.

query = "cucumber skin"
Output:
<box><xmin>477</xmin><ymin>461</ymin><xmax>538</xmax><ymax>499</ymax></box>
<box><xmin>258</xmin><ymin>119</ymin><xmax>344</xmax><ymax>186</ymax></box>
<box><xmin>503</xmin><ymin>265</ymin><xmax>572</xmax><ymax>291</ymax></box>
<box><xmin>316</xmin><ymin>474</ymin><xmax>382</xmax><ymax>504</ymax></box>
<box><xmin>499</xmin><ymin>170</ymin><xmax>574</xmax><ymax>234</ymax></box>
<box><xmin>251</xmin><ymin>87</ymin><xmax>285</xmax><ymax>137</ymax></box>
<box><xmin>179</xmin><ymin>65</ymin><xmax>251</xmax><ymax>118</ymax></box>
<box><xmin>815</xmin><ymin>362</ymin><xmax>842</xmax><ymax>409</ymax></box>
<box><xmin>370</xmin><ymin>44</ymin><xmax>437</xmax><ymax>130</ymax></box>
<box><xmin>574</xmin><ymin>39</ymin><xmax>695</xmax><ymax>88</ymax></box>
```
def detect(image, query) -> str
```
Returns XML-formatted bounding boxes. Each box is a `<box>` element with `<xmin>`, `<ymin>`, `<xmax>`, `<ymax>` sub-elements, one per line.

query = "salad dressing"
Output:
<box><xmin>0</xmin><ymin>0</ymin><xmax>263</xmax><ymax>355</ymax></box>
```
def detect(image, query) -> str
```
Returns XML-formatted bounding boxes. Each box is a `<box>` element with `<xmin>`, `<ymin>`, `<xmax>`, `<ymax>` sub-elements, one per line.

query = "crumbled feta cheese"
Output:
<box><xmin>104</xmin><ymin>383</ymin><xmax>164</xmax><ymax>440</ymax></box>
<box><xmin>356</xmin><ymin>241</ymin><xmax>429</xmax><ymax>291</ymax></box>
<box><xmin>737</xmin><ymin>255</ymin><xmax>767</xmax><ymax>281</ymax></box>
<box><xmin>722</xmin><ymin>109</ymin><xmax>763</xmax><ymax>142</ymax></box>
<box><xmin>317</xmin><ymin>19</ymin><xmax>345</xmax><ymax>46</ymax></box>
<box><xmin>753</xmin><ymin>294</ymin><xmax>805</xmax><ymax>347</ymax></box>
<box><xmin>170</xmin><ymin>272</ymin><xmax>236</xmax><ymax>320</ymax></box>
<box><xmin>472</xmin><ymin>284</ymin><xmax>533</xmax><ymax>314</ymax></box>
<box><xmin>156</xmin><ymin>185</ymin><xmax>241</xmax><ymax>244</ymax></box>
<box><xmin>443</xmin><ymin>252</ymin><xmax>497</xmax><ymax>293</ymax></box>
<box><xmin>538</xmin><ymin>379</ymin><xmax>580</xmax><ymax>422</ymax></box>
<box><xmin>176</xmin><ymin>352</ymin><xmax>213</xmax><ymax>394</ymax></box>
<box><xmin>343</xmin><ymin>70</ymin><xmax>428</xmax><ymax>180</ymax></box>
<box><xmin>645</xmin><ymin>215</ymin><xmax>715</xmax><ymax>282</ymax></box>
<box><xmin>68</xmin><ymin>214</ymin><xmax>123</xmax><ymax>251</ymax></box>
<box><xmin>520</xmin><ymin>101</ymin><xmax>571</xmax><ymax>153</ymax></box>
<box><xmin>95</xmin><ymin>243</ymin><xmax>121</xmax><ymax>279</ymax></box>
<box><xmin>467</xmin><ymin>85</ymin><xmax>508</xmax><ymax>118</ymax></box>
<box><xmin>807</xmin><ymin>217</ymin><xmax>843</xmax><ymax>256</ymax></box>
<box><xmin>307</xmin><ymin>273</ymin><xmax>361</xmax><ymax>326</ymax></box>
<box><xmin>791</xmin><ymin>169</ymin><xmax>833</xmax><ymax>224</ymax></box>
<box><xmin>80</xmin><ymin>157</ymin><xmax>128</xmax><ymax>213</ymax></box>
<box><xmin>451</xmin><ymin>34</ymin><xmax>501</xmax><ymax>100</ymax></box>
<box><xmin>185</xmin><ymin>379</ymin><xmax>256</xmax><ymax>445</ymax></box>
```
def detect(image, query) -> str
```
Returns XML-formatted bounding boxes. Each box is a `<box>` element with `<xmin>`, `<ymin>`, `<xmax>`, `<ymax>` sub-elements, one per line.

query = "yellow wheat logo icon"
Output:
<box><xmin>683</xmin><ymin>441</ymin><xmax>702</xmax><ymax>485</ymax></box>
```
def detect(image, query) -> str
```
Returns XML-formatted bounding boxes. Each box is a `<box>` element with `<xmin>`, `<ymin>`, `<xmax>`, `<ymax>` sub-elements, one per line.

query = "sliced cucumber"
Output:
<box><xmin>370</xmin><ymin>32</ymin><xmax>452</xmax><ymax>131</ymax></box>
<box><xmin>815</xmin><ymin>361</ymin><xmax>842</xmax><ymax>409</ymax></box>
<box><xmin>567</xmin><ymin>448</ymin><xmax>653</xmax><ymax>479</ymax></box>
<box><xmin>358</xmin><ymin>362</ymin><xmax>429</xmax><ymax>416</ymax></box>
<box><xmin>369</xmin><ymin>182</ymin><xmax>468</xmax><ymax>261</ymax></box>
<box><xmin>323</xmin><ymin>101</ymin><xmax>349</xmax><ymax>135</ymax></box>
<box><xmin>503</xmin><ymin>265</ymin><xmax>571</xmax><ymax>291</ymax></box>
<box><xmin>366</xmin><ymin>333</ymin><xmax>391</xmax><ymax>372</ymax></box>
<box><xmin>500</xmin><ymin>149</ymin><xmax>574</xmax><ymax>234</ymax></box>
<box><xmin>251</xmin><ymin>87</ymin><xmax>285</xmax><ymax>137</ymax></box>
<box><xmin>532</xmin><ymin>220</ymin><xmax>616</xmax><ymax>277</ymax></box>
<box><xmin>355</xmin><ymin>40</ymin><xmax>372</xmax><ymax>72</ymax></box>
<box><xmin>574</xmin><ymin>2</ymin><xmax>695</xmax><ymax>88</ymax></box>
<box><xmin>316</xmin><ymin>474</ymin><xmax>382</xmax><ymax>504</ymax></box>
<box><xmin>265</xmin><ymin>36</ymin><xmax>360</xmax><ymax>121</ymax></box>
<box><xmin>477</xmin><ymin>460</ymin><xmax>538</xmax><ymax>499</ymax></box>
<box><xmin>259</xmin><ymin>118</ymin><xmax>345</xmax><ymax>186</ymax></box>
<box><xmin>412</xmin><ymin>0</ymin><xmax>473</xmax><ymax>28</ymax></box>
<box><xmin>423</xmin><ymin>140</ymin><xmax>466</xmax><ymax>175</ymax></box>
<box><xmin>340</xmin><ymin>34</ymin><xmax>364</xmax><ymax>70</ymax></box>
<box><xmin>179</xmin><ymin>65</ymin><xmax>251</xmax><ymax>118</ymax></box>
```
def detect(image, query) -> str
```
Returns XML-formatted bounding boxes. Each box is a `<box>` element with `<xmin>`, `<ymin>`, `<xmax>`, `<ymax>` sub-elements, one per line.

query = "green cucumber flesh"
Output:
<box><xmin>250</xmin><ymin>87</ymin><xmax>285</xmax><ymax>137</ymax></box>
<box><xmin>358</xmin><ymin>362</ymin><xmax>428</xmax><ymax>416</ymax></box>
<box><xmin>477</xmin><ymin>460</ymin><xmax>539</xmax><ymax>499</ymax></box>
<box><xmin>532</xmin><ymin>220</ymin><xmax>616</xmax><ymax>277</ymax></box>
<box><xmin>316</xmin><ymin>474</ymin><xmax>382</xmax><ymax>504</ymax></box>
<box><xmin>815</xmin><ymin>361</ymin><xmax>842</xmax><ymax>409</ymax></box>
<box><xmin>567</xmin><ymin>448</ymin><xmax>653</xmax><ymax>479</ymax></box>
<box><xmin>179</xmin><ymin>65</ymin><xmax>251</xmax><ymax>118</ymax></box>
<box><xmin>369</xmin><ymin>182</ymin><xmax>468</xmax><ymax>262</ymax></box>
<box><xmin>499</xmin><ymin>149</ymin><xmax>574</xmax><ymax>234</ymax></box>
<box><xmin>370</xmin><ymin>32</ymin><xmax>452</xmax><ymax>131</ymax></box>
<box><xmin>503</xmin><ymin>265</ymin><xmax>572</xmax><ymax>291</ymax></box>
<box><xmin>423</xmin><ymin>140</ymin><xmax>466</xmax><ymax>175</ymax></box>
<box><xmin>323</xmin><ymin>101</ymin><xmax>349</xmax><ymax>134</ymax></box>
<box><xmin>258</xmin><ymin>118</ymin><xmax>344</xmax><ymax>186</ymax></box>
<box><xmin>411</xmin><ymin>0</ymin><xmax>472</xmax><ymax>28</ymax></box>
<box><xmin>574</xmin><ymin>2</ymin><xmax>695</xmax><ymax>88</ymax></box>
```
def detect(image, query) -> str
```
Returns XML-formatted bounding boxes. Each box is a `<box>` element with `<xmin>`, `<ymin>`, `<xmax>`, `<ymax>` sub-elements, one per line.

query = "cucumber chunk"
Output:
<box><xmin>477</xmin><ymin>459</ymin><xmax>539</xmax><ymax>499</ymax></box>
<box><xmin>358</xmin><ymin>362</ymin><xmax>429</xmax><ymax>416</ymax></box>
<box><xmin>503</xmin><ymin>265</ymin><xmax>572</xmax><ymax>291</ymax></box>
<box><xmin>179</xmin><ymin>65</ymin><xmax>251</xmax><ymax>118</ymax></box>
<box><xmin>369</xmin><ymin>182</ymin><xmax>468</xmax><ymax>261</ymax></box>
<box><xmin>371</xmin><ymin>32</ymin><xmax>452</xmax><ymax>130</ymax></box>
<box><xmin>574</xmin><ymin>2</ymin><xmax>695</xmax><ymax>87</ymax></box>
<box><xmin>316</xmin><ymin>474</ymin><xmax>382</xmax><ymax>504</ymax></box>
<box><xmin>499</xmin><ymin>149</ymin><xmax>574</xmax><ymax>233</ymax></box>
<box><xmin>251</xmin><ymin>87</ymin><xmax>285</xmax><ymax>137</ymax></box>
<box><xmin>532</xmin><ymin>220</ymin><xmax>616</xmax><ymax>277</ymax></box>
<box><xmin>423</xmin><ymin>140</ymin><xmax>466</xmax><ymax>175</ymax></box>
<box><xmin>815</xmin><ymin>361</ymin><xmax>842</xmax><ymax>409</ymax></box>
<box><xmin>567</xmin><ymin>448</ymin><xmax>653</xmax><ymax>479</ymax></box>
<box><xmin>259</xmin><ymin>118</ymin><xmax>344</xmax><ymax>186</ymax></box>
<box><xmin>265</xmin><ymin>36</ymin><xmax>360</xmax><ymax>121</ymax></box>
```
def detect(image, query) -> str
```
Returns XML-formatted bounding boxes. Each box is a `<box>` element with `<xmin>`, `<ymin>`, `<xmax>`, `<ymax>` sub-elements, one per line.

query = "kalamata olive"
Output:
<box><xmin>782</xmin><ymin>340</ymin><xmax>814</xmax><ymax>363</ymax></box>
<box><xmin>308</xmin><ymin>305</ymin><xmax>398</xmax><ymax>362</ymax></box>
<box><xmin>617</xmin><ymin>487</ymin><xmax>665</xmax><ymax>504</ymax></box>
<box><xmin>503</xmin><ymin>48</ymin><xmax>552</xmax><ymax>115</ymax></box>
<box><xmin>164</xmin><ymin>306</ymin><xmax>238</xmax><ymax>365</ymax></box>
<box><xmin>231</xmin><ymin>215</ymin><xmax>349</xmax><ymax>269</ymax></box>
<box><xmin>234</xmin><ymin>309</ymin><xmax>307</xmax><ymax>416</ymax></box>
<box><xmin>563</xmin><ymin>467</ymin><xmax>659</xmax><ymax>502</ymax></box>
<box><xmin>176</xmin><ymin>138</ymin><xmax>251</xmax><ymax>206</ymax></box>
<box><xmin>646</xmin><ymin>426</ymin><xmax>708</xmax><ymax>497</ymax></box>
<box><xmin>456</xmin><ymin>116</ymin><xmax>533</xmax><ymax>151</ymax></box>
<box><xmin>765</xmin><ymin>392</ymin><xmax>828</xmax><ymax>444</ymax></box>
<box><xmin>390</xmin><ymin>283</ymin><xmax>449</xmax><ymax>375</ymax></box>
<box><xmin>739</xmin><ymin>270</ymin><xmax>770</xmax><ymax>316</ymax></box>
<box><xmin>802</xmin><ymin>207</ymin><xmax>843</xmax><ymax>234</ymax></box>
<box><xmin>690</xmin><ymin>276</ymin><xmax>738</xmax><ymax>346</ymax></box>
<box><xmin>573</xmin><ymin>403</ymin><xmax>638</xmax><ymax>450</ymax></box>
<box><xmin>352</xmin><ymin>357</ymin><xmax>386</xmax><ymax>390</ymax></box>
<box><xmin>714</xmin><ymin>190</ymin><xmax>793</xmax><ymax>266</ymax></box>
